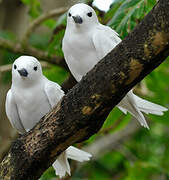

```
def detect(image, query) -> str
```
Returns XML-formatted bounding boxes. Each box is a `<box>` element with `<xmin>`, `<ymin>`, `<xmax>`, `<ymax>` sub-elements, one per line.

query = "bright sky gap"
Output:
<box><xmin>93</xmin><ymin>0</ymin><xmax>115</xmax><ymax>12</ymax></box>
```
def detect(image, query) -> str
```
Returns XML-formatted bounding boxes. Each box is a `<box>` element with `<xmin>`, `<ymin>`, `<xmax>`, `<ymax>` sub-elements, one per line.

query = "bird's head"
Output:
<box><xmin>67</xmin><ymin>3</ymin><xmax>99</xmax><ymax>31</ymax></box>
<box><xmin>12</xmin><ymin>56</ymin><xmax>43</xmax><ymax>87</ymax></box>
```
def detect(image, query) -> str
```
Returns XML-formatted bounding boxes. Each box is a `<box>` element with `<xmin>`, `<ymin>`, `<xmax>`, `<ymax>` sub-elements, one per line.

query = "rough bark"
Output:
<box><xmin>61</xmin><ymin>74</ymin><xmax>77</xmax><ymax>93</ymax></box>
<box><xmin>0</xmin><ymin>0</ymin><xmax>169</xmax><ymax>179</ymax></box>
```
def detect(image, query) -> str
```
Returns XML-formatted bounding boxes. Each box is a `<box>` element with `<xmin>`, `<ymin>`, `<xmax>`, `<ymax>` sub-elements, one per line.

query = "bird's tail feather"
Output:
<box><xmin>133</xmin><ymin>94</ymin><xmax>168</xmax><ymax>115</ymax></box>
<box><xmin>52</xmin><ymin>152</ymin><xmax>70</xmax><ymax>178</ymax></box>
<box><xmin>66</xmin><ymin>146</ymin><xmax>92</xmax><ymax>162</ymax></box>
<box><xmin>118</xmin><ymin>90</ymin><xmax>168</xmax><ymax>129</ymax></box>
<box><xmin>52</xmin><ymin>146</ymin><xmax>92</xmax><ymax>178</ymax></box>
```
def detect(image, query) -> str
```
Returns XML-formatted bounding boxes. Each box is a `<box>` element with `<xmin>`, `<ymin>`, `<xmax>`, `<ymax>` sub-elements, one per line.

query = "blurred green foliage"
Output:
<box><xmin>0</xmin><ymin>0</ymin><xmax>169</xmax><ymax>179</ymax></box>
<box><xmin>107</xmin><ymin>0</ymin><xmax>157</xmax><ymax>38</ymax></box>
<box><xmin>21</xmin><ymin>0</ymin><xmax>42</xmax><ymax>18</ymax></box>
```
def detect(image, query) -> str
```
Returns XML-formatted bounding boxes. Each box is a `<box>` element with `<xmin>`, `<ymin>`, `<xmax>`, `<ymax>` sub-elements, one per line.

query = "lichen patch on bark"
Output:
<box><xmin>91</xmin><ymin>94</ymin><xmax>101</xmax><ymax>101</ymax></box>
<box><xmin>82</xmin><ymin>106</ymin><xmax>93</xmax><ymax>115</ymax></box>
<box><xmin>119</xmin><ymin>71</ymin><xmax>126</xmax><ymax>84</ymax></box>
<box><xmin>112</xmin><ymin>84</ymin><xmax>116</xmax><ymax>93</ymax></box>
<box><xmin>0</xmin><ymin>153</ymin><xmax>13</xmax><ymax>179</ymax></box>
<box><xmin>144</xmin><ymin>43</ymin><xmax>151</xmax><ymax>58</ymax></box>
<box><xmin>152</xmin><ymin>32</ymin><xmax>168</xmax><ymax>55</ymax></box>
<box><xmin>125</xmin><ymin>59</ymin><xmax>143</xmax><ymax>85</ymax></box>
<box><xmin>81</xmin><ymin>94</ymin><xmax>103</xmax><ymax>115</ymax></box>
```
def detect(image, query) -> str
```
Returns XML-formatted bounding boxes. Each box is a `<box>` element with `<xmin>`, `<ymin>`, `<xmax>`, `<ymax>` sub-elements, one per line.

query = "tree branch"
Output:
<box><xmin>61</xmin><ymin>74</ymin><xmax>77</xmax><ymax>93</ymax></box>
<box><xmin>0</xmin><ymin>0</ymin><xmax>169</xmax><ymax>179</ymax></box>
<box><xmin>21</xmin><ymin>7</ymin><xmax>68</xmax><ymax>47</ymax></box>
<box><xmin>99</xmin><ymin>114</ymin><xmax>125</xmax><ymax>135</ymax></box>
<box><xmin>0</xmin><ymin>7</ymin><xmax>70</xmax><ymax>69</ymax></box>
<box><xmin>84</xmin><ymin>121</ymin><xmax>140</xmax><ymax>159</ymax></box>
<box><xmin>0</xmin><ymin>38</ymin><xmax>67</xmax><ymax>68</ymax></box>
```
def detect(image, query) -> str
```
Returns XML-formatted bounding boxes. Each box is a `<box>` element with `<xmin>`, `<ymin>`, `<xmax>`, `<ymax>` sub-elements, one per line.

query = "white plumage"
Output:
<box><xmin>5</xmin><ymin>55</ymin><xmax>92</xmax><ymax>178</ymax></box>
<box><xmin>62</xmin><ymin>3</ymin><xmax>168</xmax><ymax>129</ymax></box>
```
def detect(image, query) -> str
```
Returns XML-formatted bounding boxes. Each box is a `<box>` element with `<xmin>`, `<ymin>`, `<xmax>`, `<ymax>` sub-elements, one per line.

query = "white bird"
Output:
<box><xmin>5</xmin><ymin>55</ymin><xmax>92</xmax><ymax>178</ymax></box>
<box><xmin>62</xmin><ymin>3</ymin><xmax>168</xmax><ymax>129</ymax></box>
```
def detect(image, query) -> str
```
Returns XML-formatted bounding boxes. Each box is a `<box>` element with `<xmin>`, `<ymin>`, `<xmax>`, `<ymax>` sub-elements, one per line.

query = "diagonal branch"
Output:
<box><xmin>21</xmin><ymin>7</ymin><xmax>68</xmax><ymax>47</ymax></box>
<box><xmin>0</xmin><ymin>7</ymin><xmax>70</xmax><ymax>68</ymax></box>
<box><xmin>0</xmin><ymin>38</ymin><xmax>67</xmax><ymax>68</ymax></box>
<box><xmin>0</xmin><ymin>0</ymin><xmax>169</xmax><ymax>179</ymax></box>
<box><xmin>85</xmin><ymin>121</ymin><xmax>140</xmax><ymax>159</ymax></box>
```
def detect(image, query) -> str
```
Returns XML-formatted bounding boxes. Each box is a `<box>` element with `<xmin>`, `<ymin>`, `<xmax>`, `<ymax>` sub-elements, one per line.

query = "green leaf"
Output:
<box><xmin>21</xmin><ymin>0</ymin><xmax>42</xmax><ymax>18</ymax></box>
<box><xmin>29</xmin><ymin>33</ymin><xmax>51</xmax><ymax>50</ymax></box>
<box><xmin>107</xmin><ymin>0</ymin><xmax>156</xmax><ymax>38</ymax></box>
<box><xmin>0</xmin><ymin>30</ymin><xmax>16</xmax><ymax>41</ymax></box>
<box><xmin>40</xmin><ymin>167</ymin><xmax>56</xmax><ymax>180</ymax></box>
<box><xmin>43</xmin><ymin>19</ymin><xmax>56</xmax><ymax>29</ymax></box>
<box><xmin>43</xmin><ymin>65</ymin><xmax>68</xmax><ymax>85</ymax></box>
<box><xmin>47</xmin><ymin>30</ymin><xmax>65</xmax><ymax>57</ymax></box>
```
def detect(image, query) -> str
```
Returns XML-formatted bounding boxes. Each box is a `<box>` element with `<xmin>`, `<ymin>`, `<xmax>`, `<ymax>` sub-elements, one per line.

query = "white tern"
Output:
<box><xmin>62</xmin><ymin>3</ymin><xmax>168</xmax><ymax>129</ymax></box>
<box><xmin>5</xmin><ymin>56</ymin><xmax>92</xmax><ymax>178</ymax></box>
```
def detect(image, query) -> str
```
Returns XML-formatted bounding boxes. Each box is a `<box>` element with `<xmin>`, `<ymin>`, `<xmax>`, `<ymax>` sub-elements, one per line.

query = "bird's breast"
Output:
<box><xmin>63</xmin><ymin>33</ymin><xmax>99</xmax><ymax>80</ymax></box>
<box><xmin>13</xmin><ymin>86</ymin><xmax>51</xmax><ymax>131</ymax></box>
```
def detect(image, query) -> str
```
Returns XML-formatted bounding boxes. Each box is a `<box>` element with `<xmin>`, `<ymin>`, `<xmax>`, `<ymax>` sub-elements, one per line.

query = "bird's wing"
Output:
<box><xmin>62</xmin><ymin>37</ymin><xmax>83</xmax><ymax>82</ymax></box>
<box><xmin>44</xmin><ymin>79</ymin><xmax>65</xmax><ymax>108</ymax></box>
<box><xmin>92</xmin><ymin>24</ymin><xmax>121</xmax><ymax>60</ymax></box>
<box><xmin>5</xmin><ymin>89</ymin><xmax>25</xmax><ymax>134</ymax></box>
<box><xmin>66</xmin><ymin>146</ymin><xmax>92</xmax><ymax>162</ymax></box>
<box><xmin>52</xmin><ymin>152</ymin><xmax>70</xmax><ymax>178</ymax></box>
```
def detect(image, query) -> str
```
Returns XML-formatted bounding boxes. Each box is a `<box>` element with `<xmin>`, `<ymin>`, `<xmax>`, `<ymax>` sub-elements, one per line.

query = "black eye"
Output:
<box><xmin>68</xmin><ymin>12</ymin><xmax>71</xmax><ymax>17</ymax></box>
<box><xmin>87</xmin><ymin>12</ymin><xmax>92</xmax><ymax>17</ymax></box>
<box><xmin>14</xmin><ymin>65</ymin><xmax>17</xmax><ymax>69</ymax></box>
<box><xmin>34</xmin><ymin>66</ymin><xmax>38</xmax><ymax>71</ymax></box>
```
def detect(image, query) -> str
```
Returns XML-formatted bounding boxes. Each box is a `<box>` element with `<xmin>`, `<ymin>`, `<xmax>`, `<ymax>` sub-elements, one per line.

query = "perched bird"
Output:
<box><xmin>5</xmin><ymin>56</ymin><xmax>92</xmax><ymax>178</ymax></box>
<box><xmin>62</xmin><ymin>3</ymin><xmax>168</xmax><ymax>129</ymax></box>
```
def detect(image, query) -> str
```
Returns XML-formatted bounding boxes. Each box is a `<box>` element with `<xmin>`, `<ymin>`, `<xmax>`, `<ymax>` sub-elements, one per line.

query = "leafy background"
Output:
<box><xmin>0</xmin><ymin>0</ymin><xmax>169</xmax><ymax>179</ymax></box>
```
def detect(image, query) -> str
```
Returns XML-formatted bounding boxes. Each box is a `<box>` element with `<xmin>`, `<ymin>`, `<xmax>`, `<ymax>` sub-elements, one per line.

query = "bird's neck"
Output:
<box><xmin>66</xmin><ymin>23</ymin><xmax>97</xmax><ymax>34</ymax></box>
<box><xmin>12</xmin><ymin>76</ymin><xmax>44</xmax><ymax>89</ymax></box>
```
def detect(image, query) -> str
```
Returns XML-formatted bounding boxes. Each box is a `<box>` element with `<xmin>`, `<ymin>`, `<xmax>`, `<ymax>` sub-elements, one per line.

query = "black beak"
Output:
<box><xmin>72</xmin><ymin>15</ymin><xmax>83</xmax><ymax>24</ymax></box>
<box><xmin>18</xmin><ymin>68</ymin><xmax>28</xmax><ymax>77</ymax></box>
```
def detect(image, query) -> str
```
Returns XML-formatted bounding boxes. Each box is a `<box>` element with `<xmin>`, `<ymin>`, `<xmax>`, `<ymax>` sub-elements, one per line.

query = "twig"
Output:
<box><xmin>67</xmin><ymin>120</ymin><xmax>140</xmax><ymax>178</ymax></box>
<box><xmin>113</xmin><ymin>143</ymin><xmax>138</xmax><ymax>162</ymax></box>
<box><xmin>0</xmin><ymin>8</ymin><xmax>69</xmax><ymax>69</ymax></box>
<box><xmin>21</xmin><ymin>7</ymin><xmax>68</xmax><ymax>47</ymax></box>
<box><xmin>0</xmin><ymin>38</ymin><xmax>66</xmax><ymax>68</ymax></box>
<box><xmin>61</xmin><ymin>74</ymin><xmax>77</xmax><ymax>93</ymax></box>
<box><xmin>99</xmin><ymin>114</ymin><xmax>125</xmax><ymax>135</ymax></box>
<box><xmin>84</xmin><ymin>121</ymin><xmax>140</xmax><ymax>160</ymax></box>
